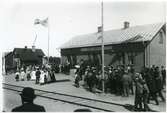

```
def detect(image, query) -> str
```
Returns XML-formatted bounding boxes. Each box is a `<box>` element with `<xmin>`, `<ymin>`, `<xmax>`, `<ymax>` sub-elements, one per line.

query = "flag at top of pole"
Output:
<box><xmin>34</xmin><ymin>18</ymin><xmax>48</xmax><ymax>27</ymax></box>
<box><xmin>98</xmin><ymin>26</ymin><xmax>103</xmax><ymax>33</ymax></box>
<box><xmin>34</xmin><ymin>17</ymin><xmax>50</xmax><ymax>64</ymax></box>
<box><xmin>97</xmin><ymin>26</ymin><xmax>103</xmax><ymax>40</ymax></box>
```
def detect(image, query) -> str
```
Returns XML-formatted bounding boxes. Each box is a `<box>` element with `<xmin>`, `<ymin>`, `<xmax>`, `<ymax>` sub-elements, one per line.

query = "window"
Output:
<box><xmin>128</xmin><ymin>55</ymin><xmax>134</xmax><ymax>65</ymax></box>
<box><xmin>128</xmin><ymin>53</ymin><xmax>136</xmax><ymax>65</ymax></box>
<box><xmin>159</xmin><ymin>31</ymin><xmax>163</xmax><ymax>44</ymax></box>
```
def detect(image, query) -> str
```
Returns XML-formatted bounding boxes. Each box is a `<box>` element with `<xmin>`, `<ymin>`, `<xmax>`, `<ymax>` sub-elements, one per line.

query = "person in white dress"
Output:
<box><xmin>20</xmin><ymin>69</ymin><xmax>26</xmax><ymax>81</ymax></box>
<box><xmin>40</xmin><ymin>70</ymin><xmax>45</xmax><ymax>85</ymax></box>
<box><xmin>26</xmin><ymin>67</ymin><xmax>31</xmax><ymax>81</ymax></box>
<box><xmin>46</xmin><ymin>70</ymin><xmax>50</xmax><ymax>83</ymax></box>
<box><xmin>31</xmin><ymin>69</ymin><xmax>36</xmax><ymax>80</ymax></box>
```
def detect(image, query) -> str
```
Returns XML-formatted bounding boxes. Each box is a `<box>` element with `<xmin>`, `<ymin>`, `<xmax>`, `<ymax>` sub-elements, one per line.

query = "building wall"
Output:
<box><xmin>133</xmin><ymin>52</ymin><xmax>144</xmax><ymax>72</ymax></box>
<box><xmin>61</xmin><ymin>42</ymin><xmax>145</xmax><ymax>71</ymax></box>
<box><xmin>63</xmin><ymin>51</ymin><xmax>144</xmax><ymax>72</ymax></box>
<box><xmin>61</xmin><ymin>56</ymin><xmax>68</xmax><ymax>64</ymax></box>
<box><xmin>104</xmin><ymin>53</ymin><xmax>120</xmax><ymax>66</ymax></box>
<box><xmin>104</xmin><ymin>54</ymin><xmax>113</xmax><ymax>66</ymax></box>
<box><xmin>76</xmin><ymin>55</ymin><xmax>89</xmax><ymax>64</ymax></box>
<box><xmin>148</xmin><ymin>29</ymin><xmax>166</xmax><ymax>68</ymax></box>
<box><xmin>5</xmin><ymin>52</ymin><xmax>15</xmax><ymax>70</ymax></box>
<box><xmin>5</xmin><ymin>52</ymin><xmax>18</xmax><ymax>73</ymax></box>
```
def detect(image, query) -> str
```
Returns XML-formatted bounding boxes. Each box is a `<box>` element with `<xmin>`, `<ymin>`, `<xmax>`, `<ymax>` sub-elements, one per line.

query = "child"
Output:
<box><xmin>40</xmin><ymin>70</ymin><xmax>45</xmax><ymax>85</ymax></box>
<box><xmin>27</xmin><ymin>71</ymin><xmax>31</xmax><ymax>81</ymax></box>
<box><xmin>15</xmin><ymin>71</ymin><xmax>20</xmax><ymax>81</ymax></box>
<box><xmin>20</xmin><ymin>69</ymin><xmax>25</xmax><ymax>81</ymax></box>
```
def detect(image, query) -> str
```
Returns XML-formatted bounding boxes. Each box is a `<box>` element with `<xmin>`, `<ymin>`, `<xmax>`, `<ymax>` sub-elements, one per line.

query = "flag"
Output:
<box><xmin>97</xmin><ymin>26</ymin><xmax>103</xmax><ymax>40</ymax></box>
<box><xmin>34</xmin><ymin>18</ymin><xmax>48</xmax><ymax>27</ymax></box>
<box><xmin>98</xmin><ymin>26</ymin><xmax>103</xmax><ymax>33</ymax></box>
<box><xmin>41</xmin><ymin>18</ymin><xmax>48</xmax><ymax>27</ymax></box>
<box><xmin>34</xmin><ymin>19</ymin><xmax>41</xmax><ymax>25</ymax></box>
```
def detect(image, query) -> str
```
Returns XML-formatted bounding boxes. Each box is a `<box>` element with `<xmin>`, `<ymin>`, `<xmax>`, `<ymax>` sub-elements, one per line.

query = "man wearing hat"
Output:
<box><xmin>35</xmin><ymin>68</ymin><xmax>41</xmax><ymax>84</ymax></box>
<box><xmin>74</xmin><ymin>65</ymin><xmax>81</xmax><ymax>88</ymax></box>
<box><xmin>12</xmin><ymin>87</ymin><xmax>45</xmax><ymax>112</ymax></box>
<box><xmin>134</xmin><ymin>73</ymin><xmax>143</xmax><ymax>111</ymax></box>
<box><xmin>122</xmin><ymin>70</ymin><xmax>131</xmax><ymax>97</ymax></box>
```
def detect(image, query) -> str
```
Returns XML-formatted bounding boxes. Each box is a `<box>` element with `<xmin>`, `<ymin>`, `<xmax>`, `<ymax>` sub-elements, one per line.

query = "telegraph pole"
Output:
<box><xmin>101</xmin><ymin>0</ymin><xmax>105</xmax><ymax>93</ymax></box>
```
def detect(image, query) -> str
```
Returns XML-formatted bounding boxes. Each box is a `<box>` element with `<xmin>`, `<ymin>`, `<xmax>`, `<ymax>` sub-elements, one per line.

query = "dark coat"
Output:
<box><xmin>135</xmin><ymin>81</ymin><xmax>143</xmax><ymax>94</ymax></box>
<box><xmin>161</xmin><ymin>69</ymin><xmax>166</xmax><ymax>78</ymax></box>
<box><xmin>12</xmin><ymin>103</ymin><xmax>45</xmax><ymax>112</ymax></box>
<box><xmin>122</xmin><ymin>74</ymin><xmax>131</xmax><ymax>85</ymax></box>
<box><xmin>35</xmin><ymin>70</ymin><xmax>41</xmax><ymax>78</ymax></box>
<box><xmin>145</xmin><ymin>72</ymin><xmax>156</xmax><ymax>93</ymax></box>
<box><xmin>155</xmin><ymin>77</ymin><xmax>163</xmax><ymax>91</ymax></box>
<box><xmin>154</xmin><ymin>71</ymin><xmax>163</xmax><ymax>91</ymax></box>
<box><xmin>147</xmin><ymin>78</ymin><xmax>157</xmax><ymax>93</ymax></box>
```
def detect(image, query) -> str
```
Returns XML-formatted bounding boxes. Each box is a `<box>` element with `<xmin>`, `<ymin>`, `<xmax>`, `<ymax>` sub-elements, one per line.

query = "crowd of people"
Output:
<box><xmin>74</xmin><ymin>63</ymin><xmax>166</xmax><ymax>111</ymax></box>
<box><xmin>13</xmin><ymin>61</ymin><xmax>166</xmax><ymax>111</ymax></box>
<box><xmin>15</xmin><ymin>65</ymin><xmax>57</xmax><ymax>85</ymax></box>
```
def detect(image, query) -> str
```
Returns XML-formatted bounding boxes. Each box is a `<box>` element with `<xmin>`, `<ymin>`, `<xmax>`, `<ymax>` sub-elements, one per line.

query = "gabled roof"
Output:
<box><xmin>60</xmin><ymin>23</ymin><xmax>165</xmax><ymax>49</ymax></box>
<box><xmin>13</xmin><ymin>48</ymin><xmax>45</xmax><ymax>61</ymax></box>
<box><xmin>4</xmin><ymin>52</ymin><xmax>13</xmax><ymax>58</ymax></box>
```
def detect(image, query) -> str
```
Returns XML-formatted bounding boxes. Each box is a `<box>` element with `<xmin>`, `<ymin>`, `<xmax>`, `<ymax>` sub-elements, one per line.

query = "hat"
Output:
<box><xmin>20</xmin><ymin>87</ymin><xmax>36</xmax><ymax>102</ymax></box>
<box><xmin>75</xmin><ymin>65</ymin><xmax>80</xmax><ymax>68</ymax></box>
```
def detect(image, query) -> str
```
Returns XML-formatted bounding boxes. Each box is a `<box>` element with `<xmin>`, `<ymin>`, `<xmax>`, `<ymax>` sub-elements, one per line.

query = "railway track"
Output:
<box><xmin>2</xmin><ymin>83</ymin><xmax>128</xmax><ymax>112</ymax></box>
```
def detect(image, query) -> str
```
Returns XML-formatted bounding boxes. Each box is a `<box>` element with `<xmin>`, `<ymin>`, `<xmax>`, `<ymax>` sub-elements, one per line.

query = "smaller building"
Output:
<box><xmin>5</xmin><ymin>46</ymin><xmax>45</xmax><ymax>72</ymax></box>
<box><xmin>43</xmin><ymin>56</ymin><xmax>61</xmax><ymax>66</ymax></box>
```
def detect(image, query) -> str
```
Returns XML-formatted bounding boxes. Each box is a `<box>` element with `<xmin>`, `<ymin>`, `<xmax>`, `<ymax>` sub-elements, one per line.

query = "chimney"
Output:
<box><xmin>32</xmin><ymin>45</ymin><xmax>36</xmax><ymax>52</ymax></box>
<box><xmin>24</xmin><ymin>46</ymin><xmax>27</xmax><ymax>50</ymax></box>
<box><xmin>123</xmin><ymin>21</ymin><xmax>130</xmax><ymax>29</ymax></box>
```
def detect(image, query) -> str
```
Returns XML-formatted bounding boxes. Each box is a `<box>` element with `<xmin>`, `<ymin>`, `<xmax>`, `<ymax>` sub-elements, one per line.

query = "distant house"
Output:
<box><xmin>60</xmin><ymin>22</ymin><xmax>166</xmax><ymax>72</ymax></box>
<box><xmin>49</xmin><ymin>56</ymin><xmax>61</xmax><ymax>65</ymax></box>
<box><xmin>43</xmin><ymin>56</ymin><xmax>61</xmax><ymax>66</ymax></box>
<box><xmin>5</xmin><ymin>46</ymin><xmax>45</xmax><ymax>72</ymax></box>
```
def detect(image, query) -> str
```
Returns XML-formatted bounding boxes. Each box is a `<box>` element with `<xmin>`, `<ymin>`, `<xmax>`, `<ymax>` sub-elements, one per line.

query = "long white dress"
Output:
<box><xmin>20</xmin><ymin>71</ymin><xmax>25</xmax><ymax>80</ymax></box>
<box><xmin>40</xmin><ymin>71</ymin><xmax>45</xmax><ymax>84</ymax></box>
<box><xmin>31</xmin><ymin>70</ymin><xmax>36</xmax><ymax>80</ymax></box>
<box><xmin>46</xmin><ymin>71</ymin><xmax>51</xmax><ymax>82</ymax></box>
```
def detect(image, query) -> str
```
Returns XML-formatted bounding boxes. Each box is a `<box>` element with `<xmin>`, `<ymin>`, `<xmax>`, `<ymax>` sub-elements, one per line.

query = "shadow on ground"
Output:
<box><xmin>123</xmin><ymin>104</ymin><xmax>157</xmax><ymax>112</ymax></box>
<box><xmin>47</xmin><ymin>79</ymin><xmax>71</xmax><ymax>84</ymax></box>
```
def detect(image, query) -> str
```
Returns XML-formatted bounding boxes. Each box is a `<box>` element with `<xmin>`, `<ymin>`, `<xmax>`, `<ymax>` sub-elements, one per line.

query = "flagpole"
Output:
<box><xmin>101</xmin><ymin>0</ymin><xmax>105</xmax><ymax>93</ymax></box>
<box><xmin>48</xmin><ymin>17</ymin><xmax>50</xmax><ymax>64</ymax></box>
<box><xmin>34</xmin><ymin>18</ymin><xmax>49</xmax><ymax>64</ymax></box>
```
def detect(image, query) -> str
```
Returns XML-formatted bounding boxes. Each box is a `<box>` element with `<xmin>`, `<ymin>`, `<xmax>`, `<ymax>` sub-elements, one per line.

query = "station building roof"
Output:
<box><xmin>13</xmin><ymin>47</ymin><xmax>45</xmax><ymax>61</ymax></box>
<box><xmin>60</xmin><ymin>23</ymin><xmax>165</xmax><ymax>49</ymax></box>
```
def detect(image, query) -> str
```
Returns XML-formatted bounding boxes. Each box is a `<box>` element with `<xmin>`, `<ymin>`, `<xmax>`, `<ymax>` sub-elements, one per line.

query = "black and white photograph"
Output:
<box><xmin>1</xmin><ymin>0</ymin><xmax>166</xmax><ymax>112</ymax></box>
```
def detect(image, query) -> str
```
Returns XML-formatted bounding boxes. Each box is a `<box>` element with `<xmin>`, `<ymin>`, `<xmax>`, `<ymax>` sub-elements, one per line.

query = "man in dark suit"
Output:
<box><xmin>12</xmin><ymin>87</ymin><xmax>46</xmax><ymax>112</ymax></box>
<box><xmin>35</xmin><ymin>68</ymin><xmax>41</xmax><ymax>84</ymax></box>
<box><xmin>161</xmin><ymin>66</ymin><xmax>166</xmax><ymax>88</ymax></box>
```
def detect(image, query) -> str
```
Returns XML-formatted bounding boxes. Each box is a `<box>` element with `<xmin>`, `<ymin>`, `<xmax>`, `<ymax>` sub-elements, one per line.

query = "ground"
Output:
<box><xmin>2</xmin><ymin>73</ymin><xmax>166</xmax><ymax>112</ymax></box>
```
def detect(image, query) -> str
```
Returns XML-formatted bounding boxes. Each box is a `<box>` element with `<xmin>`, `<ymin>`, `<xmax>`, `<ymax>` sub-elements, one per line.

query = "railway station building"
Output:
<box><xmin>4</xmin><ymin>46</ymin><xmax>45</xmax><ymax>72</ymax></box>
<box><xmin>60</xmin><ymin>22</ymin><xmax>166</xmax><ymax>72</ymax></box>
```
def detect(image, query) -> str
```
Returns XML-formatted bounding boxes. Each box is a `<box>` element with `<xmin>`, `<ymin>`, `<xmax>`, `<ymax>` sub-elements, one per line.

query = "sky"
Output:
<box><xmin>0</xmin><ymin>0</ymin><xmax>166</xmax><ymax>57</ymax></box>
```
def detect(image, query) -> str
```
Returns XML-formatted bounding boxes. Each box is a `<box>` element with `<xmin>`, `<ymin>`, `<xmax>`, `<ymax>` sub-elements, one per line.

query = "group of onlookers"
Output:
<box><xmin>13</xmin><ymin>62</ymin><xmax>166</xmax><ymax>111</ymax></box>
<box><xmin>15</xmin><ymin>65</ymin><xmax>56</xmax><ymax>85</ymax></box>
<box><xmin>60</xmin><ymin>61</ymin><xmax>71</xmax><ymax>75</ymax></box>
<box><xmin>74</xmin><ymin>63</ymin><xmax>166</xmax><ymax>111</ymax></box>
